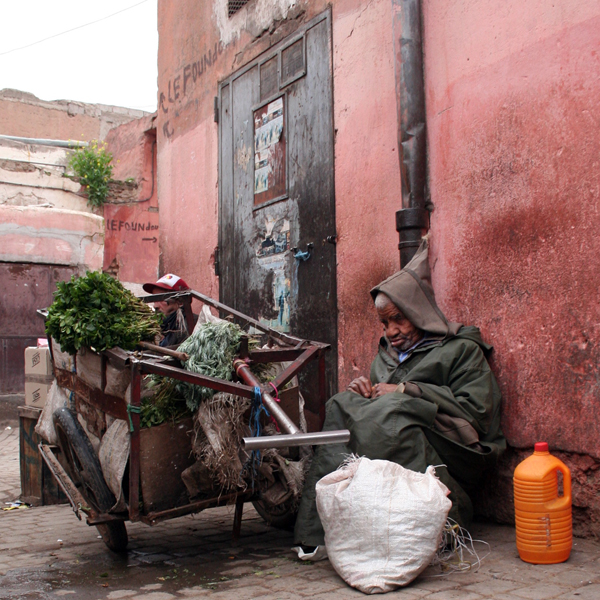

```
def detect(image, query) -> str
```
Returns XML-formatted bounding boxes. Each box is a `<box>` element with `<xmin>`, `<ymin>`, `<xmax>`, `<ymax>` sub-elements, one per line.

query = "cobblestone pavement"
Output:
<box><xmin>1</xmin><ymin>425</ymin><xmax>600</xmax><ymax>600</ymax></box>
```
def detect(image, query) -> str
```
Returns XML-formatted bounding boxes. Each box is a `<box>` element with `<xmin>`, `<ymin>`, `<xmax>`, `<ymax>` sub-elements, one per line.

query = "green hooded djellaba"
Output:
<box><xmin>294</xmin><ymin>239</ymin><xmax>506</xmax><ymax>547</ymax></box>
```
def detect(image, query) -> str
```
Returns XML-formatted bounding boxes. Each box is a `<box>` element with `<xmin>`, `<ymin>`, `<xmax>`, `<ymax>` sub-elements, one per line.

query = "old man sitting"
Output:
<box><xmin>294</xmin><ymin>240</ymin><xmax>506</xmax><ymax>551</ymax></box>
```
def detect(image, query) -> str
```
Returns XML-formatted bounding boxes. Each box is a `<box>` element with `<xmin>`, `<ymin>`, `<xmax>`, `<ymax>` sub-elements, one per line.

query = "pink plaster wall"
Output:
<box><xmin>0</xmin><ymin>89</ymin><xmax>147</xmax><ymax>142</ymax></box>
<box><xmin>156</xmin><ymin>1</ymin><xmax>327</xmax><ymax>297</ymax></box>
<box><xmin>423</xmin><ymin>1</ymin><xmax>600</xmax><ymax>459</ymax></box>
<box><xmin>0</xmin><ymin>205</ymin><xmax>104</xmax><ymax>270</ymax></box>
<box><xmin>104</xmin><ymin>116</ymin><xmax>160</xmax><ymax>284</ymax></box>
<box><xmin>0</xmin><ymin>96</ymin><xmax>101</xmax><ymax>141</ymax></box>
<box><xmin>153</xmin><ymin>0</ymin><xmax>600</xmax><ymax>533</ymax></box>
<box><xmin>332</xmin><ymin>0</ymin><xmax>402</xmax><ymax>387</ymax></box>
<box><xmin>156</xmin><ymin>0</ymin><xmax>402</xmax><ymax>383</ymax></box>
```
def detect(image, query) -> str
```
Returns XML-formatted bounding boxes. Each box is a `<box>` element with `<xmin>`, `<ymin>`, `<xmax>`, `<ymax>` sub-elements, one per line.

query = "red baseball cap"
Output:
<box><xmin>143</xmin><ymin>273</ymin><xmax>190</xmax><ymax>294</ymax></box>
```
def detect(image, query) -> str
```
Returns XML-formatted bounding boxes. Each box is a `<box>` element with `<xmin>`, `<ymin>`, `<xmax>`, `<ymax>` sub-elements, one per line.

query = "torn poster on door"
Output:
<box><xmin>254</xmin><ymin>97</ymin><xmax>286</xmax><ymax>203</ymax></box>
<box><xmin>257</xmin><ymin>256</ymin><xmax>291</xmax><ymax>333</ymax></box>
<box><xmin>256</xmin><ymin>216</ymin><xmax>290</xmax><ymax>258</ymax></box>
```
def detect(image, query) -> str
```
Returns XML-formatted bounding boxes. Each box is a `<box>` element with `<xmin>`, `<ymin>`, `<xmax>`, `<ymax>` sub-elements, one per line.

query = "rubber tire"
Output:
<box><xmin>252</xmin><ymin>497</ymin><xmax>297</xmax><ymax>530</ymax></box>
<box><xmin>52</xmin><ymin>407</ymin><xmax>128</xmax><ymax>552</ymax></box>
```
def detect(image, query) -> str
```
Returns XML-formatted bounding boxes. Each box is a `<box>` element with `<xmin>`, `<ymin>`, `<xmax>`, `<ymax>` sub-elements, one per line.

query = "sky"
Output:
<box><xmin>0</xmin><ymin>0</ymin><xmax>158</xmax><ymax>112</ymax></box>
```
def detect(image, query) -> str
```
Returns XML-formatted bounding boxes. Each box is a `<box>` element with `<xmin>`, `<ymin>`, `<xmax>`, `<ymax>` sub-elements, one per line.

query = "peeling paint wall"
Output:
<box><xmin>156</xmin><ymin>0</ymin><xmax>600</xmax><ymax>533</ymax></box>
<box><xmin>0</xmin><ymin>205</ymin><xmax>104</xmax><ymax>270</ymax></box>
<box><xmin>103</xmin><ymin>115</ymin><xmax>160</xmax><ymax>284</ymax></box>
<box><xmin>0</xmin><ymin>88</ymin><xmax>149</xmax><ymax>142</ymax></box>
<box><xmin>0</xmin><ymin>138</ymin><xmax>91</xmax><ymax>213</ymax></box>
<box><xmin>156</xmin><ymin>0</ymin><xmax>401</xmax><ymax>366</ymax></box>
<box><xmin>214</xmin><ymin>0</ymin><xmax>301</xmax><ymax>45</ymax></box>
<box><xmin>0</xmin><ymin>90</ymin><xmax>150</xmax><ymax>396</ymax></box>
<box><xmin>423</xmin><ymin>0</ymin><xmax>600</xmax><ymax>534</ymax></box>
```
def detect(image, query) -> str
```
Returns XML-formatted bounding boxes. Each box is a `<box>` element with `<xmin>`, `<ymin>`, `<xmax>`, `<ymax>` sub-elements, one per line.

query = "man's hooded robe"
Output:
<box><xmin>294</xmin><ymin>239</ymin><xmax>506</xmax><ymax>547</ymax></box>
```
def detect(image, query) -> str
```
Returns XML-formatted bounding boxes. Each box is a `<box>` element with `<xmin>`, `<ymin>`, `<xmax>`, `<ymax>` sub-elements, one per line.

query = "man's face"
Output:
<box><xmin>376</xmin><ymin>302</ymin><xmax>423</xmax><ymax>352</ymax></box>
<box><xmin>154</xmin><ymin>300</ymin><xmax>179</xmax><ymax>316</ymax></box>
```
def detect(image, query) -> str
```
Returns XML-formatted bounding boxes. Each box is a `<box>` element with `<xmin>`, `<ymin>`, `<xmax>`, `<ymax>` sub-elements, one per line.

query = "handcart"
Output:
<box><xmin>39</xmin><ymin>288</ymin><xmax>349</xmax><ymax>551</ymax></box>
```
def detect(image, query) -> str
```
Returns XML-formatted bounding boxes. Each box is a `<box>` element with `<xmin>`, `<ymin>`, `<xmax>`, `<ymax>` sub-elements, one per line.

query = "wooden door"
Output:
<box><xmin>218</xmin><ymin>10</ymin><xmax>337</xmax><ymax>410</ymax></box>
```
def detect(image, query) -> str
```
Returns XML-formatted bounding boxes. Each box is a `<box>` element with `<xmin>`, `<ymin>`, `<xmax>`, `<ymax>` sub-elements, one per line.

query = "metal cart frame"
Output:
<box><xmin>39</xmin><ymin>289</ymin><xmax>346</xmax><ymax>548</ymax></box>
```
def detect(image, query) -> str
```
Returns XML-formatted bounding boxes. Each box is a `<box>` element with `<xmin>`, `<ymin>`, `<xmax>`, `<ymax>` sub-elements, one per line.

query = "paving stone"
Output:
<box><xmin>175</xmin><ymin>585</ymin><xmax>213</xmax><ymax>596</ymax></box>
<box><xmin>259</xmin><ymin>593</ymin><xmax>305</xmax><ymax>600</ymax></box>
<box><xmin>463</xmin><ymin>577</ymin><xmax>522</xmax><ymax>595</ymax></box>
<box><xmin>553</xmin><ymin>583</ymin><xmax>600</xmax><ymax>600</ymax></box>
<box><xmin>510</xmin><ymin>582</ymin><xmax>570</xmax><ymax>599</ymax></box>
<box><xmin>220</xmin><ymin>564</ymin><xmax>256</xmax><ymax>576</ymax></box>
<box><xmin>411</xmin><ymin>576</ymin><xmax>463</xmax><ymax>592</ymax></box>
<box><xmin>130</xmin><ymin>593</ymin><xmax>177</xmax><ymax>600</ymax></box>
<box><xmin>3</xmin><ymin>427</ymin><xmax>600</xmax><ymax>599</ymax></box>
<box><xmin>427</xmin><ymin>590</ymin><xmax>484</xmax><ymax>600</ymax></box>
<box><xmin>546</xmin><ymin>566</ymin><xmax>599</xmax><ymax>587</ymax></box>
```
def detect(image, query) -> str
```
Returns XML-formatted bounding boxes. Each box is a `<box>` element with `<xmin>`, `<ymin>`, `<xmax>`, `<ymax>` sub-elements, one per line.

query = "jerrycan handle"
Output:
<box><xmin>546</xmin><ymin>464</ymin><xmax>571</xmax><ymax>511</ymax></box>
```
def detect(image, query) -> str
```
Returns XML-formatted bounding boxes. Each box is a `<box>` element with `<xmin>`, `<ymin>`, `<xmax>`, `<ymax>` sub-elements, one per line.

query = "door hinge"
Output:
<box><xmin>214</xmin><ymin>97</ymin><xmax>219</xmax><ymax>123</ymax></box>
<box><xmin>214</xmin><ymin>246</ymin><xmax>220</xmax><ymax>277</ymax></box>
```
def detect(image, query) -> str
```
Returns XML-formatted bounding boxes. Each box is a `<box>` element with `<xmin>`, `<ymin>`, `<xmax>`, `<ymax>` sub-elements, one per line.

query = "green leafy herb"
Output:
<box><xmin>176</xmin><ymin>321</ymin><xmax>244</xmax><ymax>411</ymax></box>
<box><xmin>140</xmin><ymin>376</ymin><xmax>191</xmax><ymax>428</ymax></box>
<box><xmin>45</xmin><ymin>271</ymin><xmax>162</xmax><ymax>354</ymax></box>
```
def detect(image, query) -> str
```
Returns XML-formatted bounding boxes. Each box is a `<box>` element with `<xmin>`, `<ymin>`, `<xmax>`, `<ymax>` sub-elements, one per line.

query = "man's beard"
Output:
<box><xmin>395</xmin><ymin>337</ymin><xmax>416</xmax><ymax>352</ymax></box>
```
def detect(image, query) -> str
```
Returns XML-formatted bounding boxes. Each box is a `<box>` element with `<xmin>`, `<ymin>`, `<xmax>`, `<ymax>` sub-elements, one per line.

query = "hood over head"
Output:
<box><xmin>370</xmin><ymin>238</ymin><xmax>462</xmax><ymax>338</ymax></box>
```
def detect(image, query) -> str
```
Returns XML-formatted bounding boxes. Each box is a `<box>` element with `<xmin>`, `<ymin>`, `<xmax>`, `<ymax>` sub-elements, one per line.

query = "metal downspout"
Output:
<box><xmin>392</xmin><ymin>0</ymin><xmax>429</xmax><ymax>267</ymax></box>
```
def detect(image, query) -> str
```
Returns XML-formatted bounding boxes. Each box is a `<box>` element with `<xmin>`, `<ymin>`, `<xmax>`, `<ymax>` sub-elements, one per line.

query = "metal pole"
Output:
<box><xmin>233</xmin><ymin>359</ymin><xmax>300</xmax><ymax>435</ymax></box>
<box><xmin>242</xmin><ymin>429</ymin><xmax>351</xmax><ymax>450</ymax></box>
<box><xmin>392</xmin><ymin>0</ymin><xmax>430</xmax><ymax>266</ymax></box>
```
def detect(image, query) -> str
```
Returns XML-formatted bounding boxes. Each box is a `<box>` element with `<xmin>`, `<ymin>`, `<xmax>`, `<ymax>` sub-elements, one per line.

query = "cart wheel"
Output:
<box><xmin>96</xmin><ymin>522</ymin><xmax>128</xmax><ymax>553</ymax></box>
<box><xmin>52</xmin><ymin>407</ymin><xmax>128</xmax><ymax>552</ymax></box>
<box><xmin>252</xmin><ymin>498</ymin><xmax>297</xmax><ymax>530</ymax></box>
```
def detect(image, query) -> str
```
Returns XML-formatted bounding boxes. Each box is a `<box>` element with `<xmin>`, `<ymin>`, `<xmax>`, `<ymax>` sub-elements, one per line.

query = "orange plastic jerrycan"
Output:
<box><xmin>513</xmin><ymin>442</ymin><xmax>572</xmax><ymax>564</ymax></box>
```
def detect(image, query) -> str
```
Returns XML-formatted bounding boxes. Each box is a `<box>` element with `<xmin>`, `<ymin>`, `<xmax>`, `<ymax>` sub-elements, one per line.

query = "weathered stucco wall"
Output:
<box><xmin>332</xmin><ymin>0</ymin><xmax>402</xmax><ymax>386</ymax></box>
<box><xmin>0</xmin><ymin>205</ymin><xmax>104</xmax><ymax>269</ymax></box>
<box><xmin>0</xmin><ymin>88</ymin><xmax>148</xmax><ymax>142</ymax></box>
<box><xmin>104</xmin><ymin>115</ymin><xmax>160</xmax><ymax>284</ymax></box>
<box><xmin>423</xmin><ymin>0</ymin><xmax>600</xmax><ymax>533</ymax></box>
<box><xmin>156</xmin><ymin>0</ymin><xmax>600</xmax><ymax>534</ymax></box>
<box><xmin>0</xmin><ymin>138</ymin><xmax>89</xmax><ymax>212</ymax></box>
<box><xmin>156</xmin><ymin>0</ymin><xmax>401</xmax><ymax>381</ymax></box>
<box><xmin>156</xmin><ymin>0</ymin><xmax>319</xmax><ymax>298</ymax></box>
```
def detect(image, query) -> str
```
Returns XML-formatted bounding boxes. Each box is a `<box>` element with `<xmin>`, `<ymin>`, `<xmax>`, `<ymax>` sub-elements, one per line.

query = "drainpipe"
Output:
<box><xmin>391</xmin><ymin>0</ymin><xmax>429</xmax><ymax>267</ymax></box>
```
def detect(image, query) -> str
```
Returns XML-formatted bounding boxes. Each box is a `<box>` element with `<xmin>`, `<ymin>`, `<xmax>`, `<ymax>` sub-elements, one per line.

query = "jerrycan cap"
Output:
<box><xmin>534</xmin><ymin>442</ymin><xmax>549</xmax><ymax>453</ymax></box>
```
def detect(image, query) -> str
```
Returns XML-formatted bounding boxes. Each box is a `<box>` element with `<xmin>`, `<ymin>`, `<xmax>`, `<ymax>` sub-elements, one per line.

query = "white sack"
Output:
<box><xmin>35</xmin><ymin>381</ymin><xmax>69</xmax><ymax>445</ymax></box>
<box><xmin>76</xmin><ymin>348</ymin><xmax>102</xmax><ymax>390</ymax></box>
<box><xmin>316</xmin><ymin>457</ymin><xmax>452</xmax><ymax>594</ymax></box>
<box><xmin>192</xmin><ymin>304</ymin><xmax>223</xmax><ymax>334</ymax></box>
<box><xmin>99</xmin><ymin>419</ymin><xmax>130</xmax><ymax>513</ymax></box>
<box><xmin>51</xmin><ymin>339</ymin><xmax>75</xmax><ymax>372</ymax></box>
<box><xmin>104</xmin><ymin>362</ymin><xmax>131</xmax><ymax>398</ymax></box>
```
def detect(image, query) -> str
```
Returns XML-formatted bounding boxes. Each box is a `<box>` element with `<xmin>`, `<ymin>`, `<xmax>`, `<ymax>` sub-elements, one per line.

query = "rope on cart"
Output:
<box><xmin>268</xmin><ymin>382</ymin><xmax>280</xmax><ymax>400</ymax></box>
<box><xmin>126</xmin><ymin>404</ymin><xmax>141</xmax><ymax>432</ymax></box>
<box><xmin>241</xmin><ymin>386</ymin><xmax>270</xmax><ymax>489</ymax></box>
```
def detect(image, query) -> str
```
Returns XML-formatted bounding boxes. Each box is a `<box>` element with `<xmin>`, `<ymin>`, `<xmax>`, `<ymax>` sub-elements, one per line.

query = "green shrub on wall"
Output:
<box><xmin>69</xmin><ymin>140</ymin><xmax>113</xmax><ymax>208</ymax></box>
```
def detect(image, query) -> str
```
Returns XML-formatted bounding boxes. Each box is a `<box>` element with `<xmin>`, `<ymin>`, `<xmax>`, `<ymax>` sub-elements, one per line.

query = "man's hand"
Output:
<box><xmin>371</xmin><ymin>383</ymin><xmax>402</xmax><ymax>398</ymax></box>
<box><xmin>348</xmin><ymin>376</ymin><xmax>373</xmax><ymax>398</ymax></box>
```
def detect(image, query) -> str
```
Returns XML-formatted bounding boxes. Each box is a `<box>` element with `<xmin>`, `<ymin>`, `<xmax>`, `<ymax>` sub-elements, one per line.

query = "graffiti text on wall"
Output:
<box><xmin>160</xmin><ymin>42</ymin><xmax>224</xmax><ymax>139</ymax></box>
<box><xmin>107</xmin><ymin>220</ymin><xmax>159</xmax><ymax>233</ymax></box>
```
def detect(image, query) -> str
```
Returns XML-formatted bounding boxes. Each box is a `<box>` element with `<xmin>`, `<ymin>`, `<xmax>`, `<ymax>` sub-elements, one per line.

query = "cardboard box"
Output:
<box><xmin>24</xmin><ymin>381</ymin><xmax>52</xmax><ymax>409</ymax></box>
<box><xmin>24</xmin><ymin>347</ymin><xmax>52</xmax><ymax>376</ymax></box>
